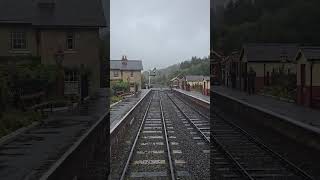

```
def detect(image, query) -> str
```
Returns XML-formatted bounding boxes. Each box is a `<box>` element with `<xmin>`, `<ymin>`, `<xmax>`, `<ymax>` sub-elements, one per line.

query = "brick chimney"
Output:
<box><xmin>122</xmin><ymin>55</ymin><xmax>128</xmax><ymax>65</ymax></box>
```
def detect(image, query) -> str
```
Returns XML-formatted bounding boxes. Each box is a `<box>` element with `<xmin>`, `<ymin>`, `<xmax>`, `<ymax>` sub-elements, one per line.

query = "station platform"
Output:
<box><xmin>173</xmin><ymin>88</ymin><xmax>210</xmax><ymax>104</ymax></box>
<box><xmin>110</xmin><ymin>89</ymin><xmax>151</xmax><ymax>130</ymax></box>
<box><xmin>212</xmin><ymin>86</ymin><xmax>320</xmax><ymax>150</ymax></box>
<box><xmin>213</xmin><ymin>86</ymin><xmax>320</xmax><ymax>129</ymax></box>
<box><xmin>0</xmin><ymin>89</ymin><xmax>109</xmax><ymax>179</ymax></box>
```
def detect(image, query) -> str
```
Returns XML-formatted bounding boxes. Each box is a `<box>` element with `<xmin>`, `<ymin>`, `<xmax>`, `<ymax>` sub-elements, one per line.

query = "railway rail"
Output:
<box><xmin>174</xmin><ymin>91</ymin><xmax>313</xmax><ymax>179</ymax></box>
<box><xmin>212</xmin><ymin>109</ymin><xmax>314</xmax><ymax>180</ymax></box>
<box><xmin>117</xmin><ymin>90</ymin><xmax>210</xmax><ymax>179</ymax></box>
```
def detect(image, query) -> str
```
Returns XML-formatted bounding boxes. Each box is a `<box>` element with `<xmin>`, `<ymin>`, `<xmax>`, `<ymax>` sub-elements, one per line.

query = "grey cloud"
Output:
<box><xmin>111</xmin><ymin>0</ymin><xmax>209</xmax><ymax>70</ymax></box>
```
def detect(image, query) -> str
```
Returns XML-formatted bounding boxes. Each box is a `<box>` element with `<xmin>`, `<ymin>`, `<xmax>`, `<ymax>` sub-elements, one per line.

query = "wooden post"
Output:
<box><xmin>310</xmin><ymin>62</ymin><xmax>313</xmax><ymax>107</ymax></box>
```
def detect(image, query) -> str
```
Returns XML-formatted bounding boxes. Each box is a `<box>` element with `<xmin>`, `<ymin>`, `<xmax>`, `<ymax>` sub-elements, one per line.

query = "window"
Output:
<box><xmin>10</xmin><ymin>31</ymin><xmax>27</xmax><ymax>49</ymax></box>
<box><xmin>130</xmin><ymin>71</ymin><xmax>134</xmax><ymax>77</ymax></box>
<box><xmin>66</xmin><ymin>32</ymin><xmax>75</xmax><ymax>50</ymax></box>
<box><xmin>114</xmin><ymin>71</ymin><xmax>119</xmax><ymax>77</ymax></box>
<box><xmin>65</xmin><ymin>71</ymin><xmax>79</xmax><ymax>82</ymax></box>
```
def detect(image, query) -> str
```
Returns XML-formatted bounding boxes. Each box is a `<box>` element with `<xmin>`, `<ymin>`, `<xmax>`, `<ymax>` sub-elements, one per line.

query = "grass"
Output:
<box><xmin>0</xmin><ymin>110</ymin><xmax>42</xmax><ymax>138</ymax></box>
<box><xmin>111</xmin><ymin>96</ymin><xmax>123</xmax><ymax>104</ymax></box>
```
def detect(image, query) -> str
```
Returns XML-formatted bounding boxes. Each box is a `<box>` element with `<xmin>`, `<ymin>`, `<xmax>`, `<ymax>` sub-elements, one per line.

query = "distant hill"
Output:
<box><xmin>142</xmin><ymin>56</ymin><xmax>209</xmax><ymax>86</ymax></box>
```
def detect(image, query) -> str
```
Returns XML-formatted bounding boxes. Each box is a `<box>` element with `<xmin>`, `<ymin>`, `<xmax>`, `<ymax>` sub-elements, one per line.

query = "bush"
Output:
<box><xmin>111</xmin><ymin>80</ymin><xmax>129</xmax><ymax>95</ymax></box>
<box><xmin>111</xmin><ymin>96</ymin><xmax>123</xmax><ymax>104</ymax></box>
<box><xmin>0</xmin><ymin>110</ymin><xmax>42</xmax><ymax>138</ymax></box>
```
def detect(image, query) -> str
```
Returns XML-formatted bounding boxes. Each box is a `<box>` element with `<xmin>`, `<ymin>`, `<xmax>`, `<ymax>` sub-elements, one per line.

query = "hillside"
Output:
<box><xmin>215</xmin><ymin>0</ymin><xmax>320</xmax><ymax>54</ymax></box>
<box><xmin>142</xmin><ymin>56</ymin><xmax>209</xmax><ymax>86</ymax></box>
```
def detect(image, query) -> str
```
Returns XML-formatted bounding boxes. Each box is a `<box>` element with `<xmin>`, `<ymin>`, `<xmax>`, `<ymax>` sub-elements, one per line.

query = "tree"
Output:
<box><xmin>216</xmin><ymin>0</ymin><xmax>320</xmax><ymax>54</ymax></box>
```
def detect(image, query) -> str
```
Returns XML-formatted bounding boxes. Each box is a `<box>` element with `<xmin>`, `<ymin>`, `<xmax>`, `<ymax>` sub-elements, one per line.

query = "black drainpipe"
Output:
<box><xmin>310</xmin><ymin>62</ymin><xmax>313</xmax><ymax>107</ymax></box>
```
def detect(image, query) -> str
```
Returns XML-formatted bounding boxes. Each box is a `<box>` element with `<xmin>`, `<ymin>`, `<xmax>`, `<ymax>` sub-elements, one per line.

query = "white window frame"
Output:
<box><xmin>10</xmin><ymin>31</ymin><xmax>27</xmax><ymax>50</ymax></box>
<box><xmin>66</xmin><ymin>32</ymin><xmax>75</xmax><ymax>50</ymax></box>
<box><xmin>65</xmin><ymin>71</ymin><xmax>79</xmax><ymax>82</ymax></box>
<box><xmin>114</xmin><ymin>71</ymin><xmax>119</xmax><ymax>77</ymax></box>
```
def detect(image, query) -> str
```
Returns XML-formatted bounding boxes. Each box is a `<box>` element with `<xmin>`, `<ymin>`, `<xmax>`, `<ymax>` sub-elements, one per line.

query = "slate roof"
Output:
<box><xmin>185</xmin><ymin>75</ymin><xmax>204</xmax><ymax>82</ymax></box>
<box><xmin>297</xmin><ymin>47</ymin><xmax>320</xmax><ymax>61</ymax></box>
<box><xmin>110</xmin><ymin>60</ymin><xmax>143</xmax><ymax>71</ymax></box>
<box><xmin>241</xmin><ymin>43</ymin><xmax>299</xmax><ymax>62</ymax></box>
<box><xmin>0</xmin><ymin>0</ymin><xmax>106</xmax><ymax>27</ymax></box>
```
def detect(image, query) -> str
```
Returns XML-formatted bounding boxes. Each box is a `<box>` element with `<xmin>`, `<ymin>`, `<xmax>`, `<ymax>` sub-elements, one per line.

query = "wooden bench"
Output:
<box><xmin>19</xmin><ymin>91</ymin><xmax>45</xmax><ymax>110</ymax></box>
<box><xmin>29</xmin><ymin>100</ymin><xmax>72</xmax><ymax>116</ymax></box>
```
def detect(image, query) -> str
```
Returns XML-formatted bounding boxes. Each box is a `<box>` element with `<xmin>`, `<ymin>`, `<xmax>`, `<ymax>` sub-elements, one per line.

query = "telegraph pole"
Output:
<box><xmin>148</xmin><ymin>68</ymin><xmax>156</xmax><ymax>89</ymax></box>
<box><xmin>148</xmin><ymin>70</ymin><xmax>151</xmax><ymax>88</ymax></box>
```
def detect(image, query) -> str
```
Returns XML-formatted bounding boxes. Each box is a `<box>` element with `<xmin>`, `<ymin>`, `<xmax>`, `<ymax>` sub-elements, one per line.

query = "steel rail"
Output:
<box><xmin>166</xmin><ymin>93</ymin><xmax>210</xmax><ymax>143</ymax></box>
<box><xmin>167</xmin><ymin>92</ymin><xmax>254</xmax><ymax>179</ymax></box>
<box><xmin>173</xmin><ymin>93</ymin><xmax>209</xmax><ymax>120</ymax></box>
<box><xmin>178</xmin><ymin>93</ymin><xmax>313</xmax><ymax>179</ymax></box>
<box><xmin>159</xmin><ymin>92</ymin><xmax>176</xmax><ymax>180</ymax></box>
<box><xmin>119</xmin><ymin>93</ymin><xmax>154</xmax><ymax>180</ymax></box>
<box><xmin>213</xmin><ymin>108</ymin><xmax>315</xmax><ymax>180</ymax></box>
<box><xmin>174</xmin><ymin>92</ymin><xmax>313</xmax><ymax>179</ymax></box>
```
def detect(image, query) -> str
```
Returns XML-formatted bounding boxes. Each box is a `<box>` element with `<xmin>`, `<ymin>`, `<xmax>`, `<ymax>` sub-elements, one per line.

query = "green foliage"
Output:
<box><xmin>142</xmin><ymin>56</ymin><xmax>209</xmax><ymax>86</ymax></box>
<box><xmin>172</xmin><ymin>57</ymin><xmax>209</xmax><ymax>77</ymax></box>
<box><xmin>0</xmin><ymin>61</ymin><xmax>60</xmax><ymax>110</ymax></box>
<box><xmin>260</xmin><ymin>66</ymin><xmax>296</xmax><ymax>100</ymax></box>
<box><xmin>111</xmin><ymin>80</ymin><xmax>129</xmax><ymax>94</ymax></box>
<box><xmin>0</xmin><ymin>110</ymin><xmax>41</xmax><ymax>138</ymax></box>
<box><xmin>216</xmin><ymin>0</ymin><xmax>320</xmax><ymax>54</ymax></box>
<box><xmin>111</xmin><ymin>96</ymin><xmax>123</xmax><ymax>104</ymax></box>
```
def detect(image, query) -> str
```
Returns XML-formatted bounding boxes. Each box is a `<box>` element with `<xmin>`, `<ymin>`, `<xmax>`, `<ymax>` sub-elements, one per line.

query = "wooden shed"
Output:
<box><xmin>239</xmin><ymin>43</ymin><xmax>298</xmax><ymax>93</ymax></box>
<box><xmin>295</xmin><ymin>47</ymin><xmax>320</xmax><ymax>108</ymax></box>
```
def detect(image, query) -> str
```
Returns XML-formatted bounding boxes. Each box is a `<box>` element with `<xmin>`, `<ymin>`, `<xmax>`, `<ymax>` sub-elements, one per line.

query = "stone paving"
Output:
<box><xmin>110</xmin><ymin>89</ymin><xmax>151</xmax><ymax>130</ymax></box>
<box><xmin>0</xmin><ymin>89</ymin><xmax>108</xmax><ymax>180</ymax></box>
<box><xmin>173</xmin><ymin>88</ymin><xmax>210</xmax><ymax>104</ymax></box>
<box><xmin>213</xmin><ymin>86</ymin><xmax>320</xmax><ymax>130</ymax></box>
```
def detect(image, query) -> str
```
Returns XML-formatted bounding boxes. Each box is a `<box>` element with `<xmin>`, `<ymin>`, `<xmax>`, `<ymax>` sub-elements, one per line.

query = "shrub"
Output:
<box><xmin>0</xmin><ymin>110</ymin><xmax>42</xmax><ymax>138</ymax></box>
<box><xmin>111</xmin><ymin>96</ymin><xmax>123</xmax><ymax>104</ymax></box>
<box><xmin>111</xmin><ymin>80</ymin><xmax>129</xmax><ymax>95</ymax></box>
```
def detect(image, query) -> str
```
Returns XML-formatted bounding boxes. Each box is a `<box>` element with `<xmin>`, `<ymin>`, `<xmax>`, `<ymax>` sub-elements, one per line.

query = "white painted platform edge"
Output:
<box><xmin>110</xmin><ymin>89</ymin><xmax>152</xmax><ymax>134</ymax></box>
<box><xmin>110</xmin><ymin>99</ymin><xmax>123</xmax><ymax>108</ymax></box>
<box><xmin>173</xmin><ymin>89</ymin><xmax>210</xmax><ymax>104</ymax></box>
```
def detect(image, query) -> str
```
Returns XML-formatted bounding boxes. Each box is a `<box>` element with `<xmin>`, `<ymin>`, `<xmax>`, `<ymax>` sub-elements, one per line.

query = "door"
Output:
<box><xmin>81</xmin><ymin>74</ymin><xmax>89</xmax><ymax>99</ymax></box>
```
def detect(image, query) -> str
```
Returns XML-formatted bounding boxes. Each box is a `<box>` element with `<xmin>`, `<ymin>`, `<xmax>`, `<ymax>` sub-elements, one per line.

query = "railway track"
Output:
<box><xmin>212</xmin><ymin>109</ymin><xmax>314</xmax><ymax>180</ymax></box>
<box><xmin>173</xmin><ymin>91</ymin><xmax>313</xmax><ymax>179</ymax></box>
<box><xmin>118</xmin><ymin>90</ymin><xmax>210</xmax><ymax>179</ymax></box>
<box><xmin>169</xmin><ymin>92</ymin><xmax>244</xmax><ymax>179</ymax></box>
<box><xmin>166</xmin><ymin>93</ymin><xmax>210</xmax><ymax>143</ymax></box>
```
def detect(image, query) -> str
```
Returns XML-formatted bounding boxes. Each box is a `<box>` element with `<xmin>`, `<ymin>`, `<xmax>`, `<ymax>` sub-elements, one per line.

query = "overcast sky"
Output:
<box><xmin>110</xmin><ymin>0</ymin><xmax>209</xmax><ymax>70</ymax></box>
